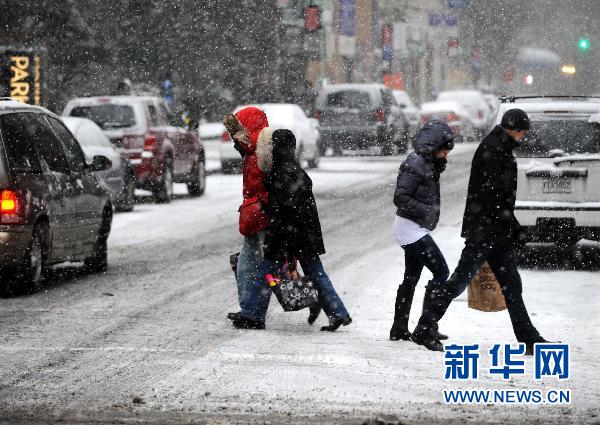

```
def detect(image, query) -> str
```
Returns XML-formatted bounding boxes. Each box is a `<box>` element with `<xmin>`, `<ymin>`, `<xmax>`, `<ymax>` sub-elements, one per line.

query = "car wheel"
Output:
<box><xmin>188</xmin><ymin>157</ymin><xmax>206</xmax><ymax>197</ymax></box>
<box><xmin>116</xmin><ymin>172</ymin><xmax>136</xmax><ymax>212</ymax></box>
<box><xmin>332</xmin><ymin>144</ymin><xmax>344</xmax><ymax>156</ymax></box>
<box><xmin>307</xmin><ymin>142</ymin><xmax>321</xmax><ymax>169</ymax></box>
<box><xmin>84</xmin><ymin>207</ymin><xmax>111</xmax><ymax>274</ymax></box>
<box><xmin>11</xmin><ymin>224</ymin><xmax>46</xmax><ymax>294</ymax></box>
<box><xmin>154</xmin><ymin>159</ymin><xmax>174</xmax><ymax>203</ymax></box>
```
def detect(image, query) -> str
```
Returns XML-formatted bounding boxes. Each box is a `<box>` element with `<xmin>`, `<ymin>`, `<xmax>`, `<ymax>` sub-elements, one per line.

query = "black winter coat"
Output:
<box><xmin>461</xmin><ymin>125</ymin><xmax>521</xmax><ymax>245</ymax></box>
<box><xmin>263</xmin><ymin>134</ymin><xmax>325</xmax><ymax>261</ymax></box>
<box><xmin>393</xmin><ymin>120</ymin><xmax>453</xmax><ymax>230</ymax></box>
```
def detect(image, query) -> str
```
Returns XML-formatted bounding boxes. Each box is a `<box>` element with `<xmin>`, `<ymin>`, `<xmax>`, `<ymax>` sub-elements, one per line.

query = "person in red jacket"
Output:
<box><xmin>226</xmin><ymin>107</ymin><xmax>271</xmax><ymax>324</ymax></box>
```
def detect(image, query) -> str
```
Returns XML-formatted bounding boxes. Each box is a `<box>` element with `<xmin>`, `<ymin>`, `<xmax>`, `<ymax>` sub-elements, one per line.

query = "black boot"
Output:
<box><xmin>321</xmin><ymin>315</ymin><xmax>352</xmax><ymax>332</ymax></box>
<box><xmin>389</xmin><ymin>326</ymin><xmax>411</xmax><ymax>341</ymax></box>
<box><xmin>232</xmin><ymin>315</ymin><xmax>265</xmax><ymax>330</ymax></box>
<box><xmin>390</xmin><ymin>281</ymin><xmax>417</xmax><ymax>341</ymax></box>
<box><xmin>308</xmin><ymin>304</ymin><xmax>322</xmax><ymax>325</ymax></box>
<box><xmin>524</xmin><ymin>337</ymin><xmax>556</xmax><ymax>356</ymax></box>
<box><xmin>411</xmin><ymin>331</ymin><xmax>444</xmax><ymax>352</ymax></box>
<box><xmin>227</xmin><ymin>311</ymin><xmax>241</xmax><ymax>321</ymax></box>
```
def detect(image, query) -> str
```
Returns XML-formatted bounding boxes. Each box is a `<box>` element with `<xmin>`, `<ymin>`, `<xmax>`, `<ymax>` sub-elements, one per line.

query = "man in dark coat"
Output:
<box><xmin>412</xmin><ymin>109</ymin><xmax>549</xmax><ymax>353</ymax></box>
<box><xmin>233</xmin><ymin>129</ymin><xmax>351</xmax><ymax>331</ymax></box>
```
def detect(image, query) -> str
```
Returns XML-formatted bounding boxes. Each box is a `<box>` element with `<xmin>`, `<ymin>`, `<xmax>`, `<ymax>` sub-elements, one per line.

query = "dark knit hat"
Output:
<box><xmin>501</xmin><ymin>108</ymin><xmax>530</xmax><ymax>131</ymax></box>
<box><xmin>272</xmin><ymin>129</ymin><xmax>296</xmax><ymax>163</ymax></box>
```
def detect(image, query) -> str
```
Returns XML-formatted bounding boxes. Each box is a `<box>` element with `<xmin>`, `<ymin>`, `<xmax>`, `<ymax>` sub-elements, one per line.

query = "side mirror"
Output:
<box><xmin>90</xmin><ymin>155</ymin><xmax>112</xmax><ymax>172</ymax></box>
<box><xmin>400</xmin><ymin>103</ymin><xmax>407</xmax><ymax>109</ymax></box>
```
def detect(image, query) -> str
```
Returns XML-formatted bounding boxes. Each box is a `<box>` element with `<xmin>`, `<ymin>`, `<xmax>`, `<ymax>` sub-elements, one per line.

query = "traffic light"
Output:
<box><xmin>578</xmin><ymin>38</ymin><xmax>590</xmax><ymax>51</ymax></box>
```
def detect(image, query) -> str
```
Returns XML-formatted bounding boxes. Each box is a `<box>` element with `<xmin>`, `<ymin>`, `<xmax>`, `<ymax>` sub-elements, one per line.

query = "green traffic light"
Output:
<box><xmin>578</xmin><ymin>38</ymin><xmax>590</xmax><ymax>50</ymax></box>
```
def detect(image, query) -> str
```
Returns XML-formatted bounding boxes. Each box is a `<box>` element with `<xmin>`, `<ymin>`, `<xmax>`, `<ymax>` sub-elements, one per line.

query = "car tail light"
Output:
<box><xmin>313</xmin><ymin>110</ymin><xmax>321</xmax><ymax>121</ymax></box>
<box><xmin>446</xmin><ymin>113</ymin><xmax>459</xmax><ymax>122</ymax></box>
<box><xmin>221</xmin><ymin>130</ymin><xmax>231</xmax><ymax>142</ymax></box>
<box><xmin>478</xmin><ymin>110</ymin><xmax>485</xmax><ymax>119</ymax></box>
<box><xmin>0</xmin><ymin>189</ymin><xmax>20</xmax><ymax>224</ymax></box>
<box><xmin>144</xmin><ymin>133</ymin><xmax>157</xmax><ymax>151</ymax></box>
<box><xmin>375</xmin><ymin>108</ymin><xmax>385</xmax><ymax>123</ymax></box>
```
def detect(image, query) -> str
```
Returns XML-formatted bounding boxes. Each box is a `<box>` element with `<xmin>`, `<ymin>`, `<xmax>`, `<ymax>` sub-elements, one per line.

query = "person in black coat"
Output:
<box><xmin>233</xmin><ymin>129</ymin><xmax>352</xmax><ymax>331</ymax></box>
<box><xmin>390</xmin><ymin>120</ymin><xmax>456</xmax><ymax>343</ymax></box>
<box><xmin>412</xmin><ymin>109</ymin><xmax>549</xmax><ymax>353</ymax></box>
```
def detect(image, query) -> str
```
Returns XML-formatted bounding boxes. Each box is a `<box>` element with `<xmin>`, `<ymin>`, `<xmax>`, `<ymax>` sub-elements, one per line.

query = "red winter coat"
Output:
<box><xmin>235</xmin><ymin>107</ymin><xmax>270</xmax><ymax>236</ymax></box>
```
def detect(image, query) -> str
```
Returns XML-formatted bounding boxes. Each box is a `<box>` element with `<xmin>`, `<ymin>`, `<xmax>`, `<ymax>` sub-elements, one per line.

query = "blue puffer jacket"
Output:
<box><xmin>393</xmin><ymin>120</ymin><xmax>454</xmax><ymax>230</ymax></box>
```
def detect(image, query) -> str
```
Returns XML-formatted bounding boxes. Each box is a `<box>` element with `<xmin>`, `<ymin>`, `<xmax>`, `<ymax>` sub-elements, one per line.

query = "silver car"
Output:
<box><xmin>61</xmin><ymin>117</ymin><xmax>136</xmax><ymax>212</ymax></box>
<box><xmin>494</xmin><ymin>97</ymin><xmax>600</xmax><ymax>248</ymax></box>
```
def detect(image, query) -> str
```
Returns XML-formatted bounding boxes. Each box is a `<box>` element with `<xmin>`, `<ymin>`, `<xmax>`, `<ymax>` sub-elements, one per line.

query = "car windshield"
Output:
<box><xmin>70</xmin><ymin>105</ymin><xmax>136</xmax><ymax>129</ymax></box>
<box><xmin>326</xmin><ymin>90</ymin><xmax>373</xmax><ymax>109</ymax></box>
<box><xmin>515</xmin><ymin>117</ymin><xmax>600</xmax><ymax>157</ymax></box>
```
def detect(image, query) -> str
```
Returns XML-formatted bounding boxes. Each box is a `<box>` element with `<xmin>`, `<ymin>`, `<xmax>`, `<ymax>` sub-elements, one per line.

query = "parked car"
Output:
<box><xmin>0</xmin><ymin>99</ymin><xmax>113</xmax><ymax>293</ymax></box>
<box><xmin>437</xmin><ymin>90</ymin><xmax>491</xmax><ymax>138</ymax></box>
<box><xmin>419</xmin><ymin>100</ymin><xmax>477</xmax><ymax>142</ymax></box>
<box><xmin>61</xmin><ymin>116</ymin><xmax>135</xmax><ymax>212</ymax></box>
<box><xmin>494</xmin><ymin>96</ymin><xmax>600</xmax><ymax>249</ymax></box>
<box><xmin>220</xmin><ymin>103</ymin><xmax>320</xmax><ymax>173</ymax></box>
<box><xmin>392</xmin><ymin>90</ymin><xmax>420</xmax><ymax>140</ymax></box>
<box><xmin>63</xmin><ymin>95</ymin><xmax>206</xmax><ymax>202</ymax></box>
<box><xmin>314</xmin><ymin>83</ymin><xmax>407</xmax><ymax>155</ymax></box>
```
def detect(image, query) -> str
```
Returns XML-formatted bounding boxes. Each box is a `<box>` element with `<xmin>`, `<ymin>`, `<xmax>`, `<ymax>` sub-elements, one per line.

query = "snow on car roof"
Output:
<box><xmin>420</xmin><ymin>100</ymin><xmax>467</xmax><ymax>113</ymax></box>
<box><xmin>0</xmin><ymin>99</ymin><xmax>48</xmax><ymax>112</ymax></box>
<box><xmin>65</xmin><ymin>95</ymin><xmax>161</xmax><ymax>105</ymax></box>
<box><xmin>498</xmin><ymin>101</ymin><xmax>600</xmax><ymax>115</ymax></box>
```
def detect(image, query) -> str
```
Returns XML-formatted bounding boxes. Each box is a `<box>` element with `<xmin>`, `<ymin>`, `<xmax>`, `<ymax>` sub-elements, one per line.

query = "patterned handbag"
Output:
<box><xmin>265</xmin><ymin>259</ymin><xmax>319</xmax><ymax>312</ymax></box>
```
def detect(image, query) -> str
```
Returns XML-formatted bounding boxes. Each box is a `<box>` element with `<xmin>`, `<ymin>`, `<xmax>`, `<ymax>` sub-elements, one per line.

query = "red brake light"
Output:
<box><xmin>0</xmin><ymin>189</ymin><xmax>19</xmax><ymax>223</ymax></box>
<box><xmin>375</xmin><ymin>108</ymin><xmax>385</xmax><ymax>122</ymax></box>
<box><xmin>221</xmin><ymin>130</ymin><xmax>231</xmax><ymax>142</ymax></box>
<box><xmin>446</xmin><ymin>113</ymin><xmax>459</xmax><ymax>122</ymax></box>
<box><xmin>478</xmin><ymin>110</ymin><xmax>485</xmax><ymax>119</ymax></box>
<box><xmin>313</xmin><ymin>110</ymin><xmax>321</xmax><ymax>121</ymax></box>
<box><xmin>144</xmin><ymin>133</ymin><xmax>157</xmax><ymax>151</ymax></box>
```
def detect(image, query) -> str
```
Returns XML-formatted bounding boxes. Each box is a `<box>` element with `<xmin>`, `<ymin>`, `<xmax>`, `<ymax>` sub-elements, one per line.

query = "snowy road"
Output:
<box><xmin>1</xmin><ymin>144</ymin><xmax>599</xmax><ymax>424</ymax></box>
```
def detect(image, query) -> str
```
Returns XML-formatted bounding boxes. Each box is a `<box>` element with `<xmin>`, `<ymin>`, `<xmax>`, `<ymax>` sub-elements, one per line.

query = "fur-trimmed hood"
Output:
<box><xmin>256</xmin><ymin>127</ymin><xmax>273</xmax><ymax>172</ymax></box>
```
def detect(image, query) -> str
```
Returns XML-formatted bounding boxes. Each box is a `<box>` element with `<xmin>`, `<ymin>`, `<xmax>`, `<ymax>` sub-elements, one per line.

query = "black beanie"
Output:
<box><xmin>501</xmin><ymin>108</ymin><xmax>530</xmax><ymax>131</ymax></box>
<box><xmin>272</xmin><ymin>129</ymin><xmax>296</xmax><ymax>163</ymax></box>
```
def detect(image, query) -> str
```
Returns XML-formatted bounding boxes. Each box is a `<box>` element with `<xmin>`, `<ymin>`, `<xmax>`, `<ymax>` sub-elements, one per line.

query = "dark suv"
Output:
<box><xmin>0</xmin><ymin>99</ymin><xmax>112</xmax><ymax>293</ymax></box>
<box><xmin>63</xmin><ymin>95</ymin><xmax>206</xmax><ymax>202</ymax></box>
<box><xmin>314</xmin><ymin>83</ymin><xmax>408</xmax><ymax>155</ymax></box>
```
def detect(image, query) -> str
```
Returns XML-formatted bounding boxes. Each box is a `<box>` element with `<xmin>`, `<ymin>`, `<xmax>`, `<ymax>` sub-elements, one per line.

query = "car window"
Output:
<box><xmin>47</xmin><ymin>116</ymin><xmax>87</xmax><ymax>172</ymax></box>
<box><xmin>326</xmin><ymin>90</ymin><xmax>373</xmax><ymax>109</ymax></box>
<box><xmin>147</xmin><ymin>104</ymin><xmax>159</xmax><ymax>126</ymax></box>
<box><xmin>0</xmin><ymin>113</ymin><xmax>42</xmax><ymax>173</ymax></box>
<box><xmin>20</xmin><ymin>113</ymin><xmax>70</xmax><ymax>174</ymax></box>
<box><xmin>70</xmin><ymin>104</ymin><xmax>136</xmax><ymax>129</ymax></box>
<box><xmin>516</xmin><ymin>117</ymin><xmax>600</xmax><ymax>157</ymax></box>
<box><xmin>381</xmin><ymin>89</ymin><xmax>393</xmax><ymax>107</ymax></box>
<box><xmin>160</xmin><ymin>103</ymin><xmax>183</xmax><ymax>127</ymax></box>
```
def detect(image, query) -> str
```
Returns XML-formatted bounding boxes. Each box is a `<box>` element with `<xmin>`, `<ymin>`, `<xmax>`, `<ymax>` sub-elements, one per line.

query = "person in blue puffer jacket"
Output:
<box><xmin>390</xmin><ymin>120</ymin><xmax>457</xmax><ymax>347</ymax></box>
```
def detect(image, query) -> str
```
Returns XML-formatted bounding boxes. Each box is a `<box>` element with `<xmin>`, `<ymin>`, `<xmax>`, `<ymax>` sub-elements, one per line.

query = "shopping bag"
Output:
<box><xmin>265</xmin><ymin>260</ymin><xmax>319</xmax><ymax>312</ymax></box>
<box><xmin>467</xmin><ymin>262</ymin><xmax>507</xmax><ymax>312</ymax></box>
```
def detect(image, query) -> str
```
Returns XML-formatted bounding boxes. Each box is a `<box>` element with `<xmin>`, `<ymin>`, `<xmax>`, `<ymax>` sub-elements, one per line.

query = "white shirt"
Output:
<box><xmin>393</xmin><ymin>215</ymin><xmax>429</xmax><ymax>247</ymax></box>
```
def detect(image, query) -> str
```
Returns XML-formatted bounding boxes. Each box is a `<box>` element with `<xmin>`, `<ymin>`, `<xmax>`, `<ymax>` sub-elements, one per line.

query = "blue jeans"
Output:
<box><xmin>236</xmin><ymin>231</ymin><xmax>265</xmax><ymax>310</ymax></box>
<box><xmin>241</xmin><ymin>256</ymin><xmax>350</xmax><ymax>323</ymax></box>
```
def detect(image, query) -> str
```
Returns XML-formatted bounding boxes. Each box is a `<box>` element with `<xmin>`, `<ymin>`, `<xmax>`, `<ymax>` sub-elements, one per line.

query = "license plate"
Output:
<box><xmin>542</xmin><ymin>179</ymin><xmax>571</xmax><ymax>194</ymax></box>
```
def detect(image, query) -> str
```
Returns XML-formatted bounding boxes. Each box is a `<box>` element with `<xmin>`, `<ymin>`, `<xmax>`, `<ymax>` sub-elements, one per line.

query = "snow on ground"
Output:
<box><xmin>1</xmin><ymin>144</ymin><xmax>598</xmax><ymax>424</ymax></box>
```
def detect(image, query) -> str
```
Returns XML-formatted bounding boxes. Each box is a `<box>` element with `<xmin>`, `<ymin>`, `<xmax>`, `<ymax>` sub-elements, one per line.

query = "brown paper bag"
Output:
<box><xmin>467</xmin><ymin>262</ymin><xmax>507</xmax><ymax>312</ymax></box>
